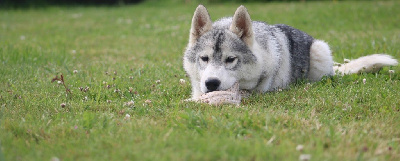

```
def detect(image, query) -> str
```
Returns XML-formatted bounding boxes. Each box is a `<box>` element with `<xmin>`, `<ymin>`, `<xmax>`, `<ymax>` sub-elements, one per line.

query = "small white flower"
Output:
<box><xmin>155</xmin><ymin>80</ymin><xmax>161</xmax><ymax>84</ymax></box>
<box><xmin>106</xmin><ymin>100</ymin><xmax>111</xmax><ymax>103</ymax></box>
<box><xmin>73</xmin><ymin>70</ymin><xmax>78</xmax><ymax>74</ymax></box>
<box><xmin>179</xmin><ymin>79</ymin><xmax>186</xmax><ymax>84</ymax></box>
<box><xmin>299</xmin><ymin>154</ymin><xmax>311</xmax><ymax>161</ymax></box>
<box><xmin>84</xmin><ymin>87</ymin><xmax>89</xmax><ymax>92</ymax></box>
<box><xmin>145</xmin><ymin>99</ymin><xmax>152</xmax><ymax>104</ymax></box>
<box><xmin>60</xmin><ymin>103</ymin><xmax>66</xmax><ymax>108</ymax></box>
<box><xmin>57</xmin><ymin>81</ymin><xmax>62</xmax><ymax>84</ymax></box>
<box><xmin>389</xmin><ymin>70</ymin><xmax>394</xmax><ymax>74</ymax></box>
<box><xmin>296</xmin><ymin>145</ymin><xmax>304</xmax><ymax>151</ymax></box>
<box><xmin>124</xmin><ymin>100</ymin><xmax>134</xmax><ymax>106</ymax></box>
<box><xmin>50</xmin><ymin>157</ymin><xmax>60</xmax><ymax>161</ymax></box>
<box><xmin>362</xmin><ymin>78</ymin><xmax>366</xmax><ymax>84</ymax></box>
<box><xmin>125</xmin><ymin>114</ymin><xmax>131</xmax><ymax>119</ymax></box>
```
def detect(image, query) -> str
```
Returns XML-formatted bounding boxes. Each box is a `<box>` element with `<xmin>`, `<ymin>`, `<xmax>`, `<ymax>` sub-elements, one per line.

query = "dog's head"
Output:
<box><xmin>184</xmin><ymin>5</ymin><xmax>257</xmax><ymax>94</ymax></box>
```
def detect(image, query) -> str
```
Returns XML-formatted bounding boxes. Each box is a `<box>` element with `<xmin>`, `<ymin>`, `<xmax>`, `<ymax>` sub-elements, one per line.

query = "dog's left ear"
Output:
<box><xmin>230</xmin><ymin>5</ymin><xmax>253</xmax><ymax>46</ymax></box>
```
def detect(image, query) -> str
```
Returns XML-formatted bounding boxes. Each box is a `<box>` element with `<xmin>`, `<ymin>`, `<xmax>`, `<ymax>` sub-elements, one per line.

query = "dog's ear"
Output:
<box><xmin>189</xmin><ymin>5</ymin><xmax>212</xmax><ymax>45</ymax></box>
<box><xmin>230</xmin><ymin>5</ymin><xmax>253</xmax><ymax>46</ymax></box>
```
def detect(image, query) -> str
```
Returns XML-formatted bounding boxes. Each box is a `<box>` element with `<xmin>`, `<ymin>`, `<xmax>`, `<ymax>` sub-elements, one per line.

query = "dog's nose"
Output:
<box><xmin>205</xmin><ymin>78</ymin><xmax>221</xmax><ymax>92</ymax></box>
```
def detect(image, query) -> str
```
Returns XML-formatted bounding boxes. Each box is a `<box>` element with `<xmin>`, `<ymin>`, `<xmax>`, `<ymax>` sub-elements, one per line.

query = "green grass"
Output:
<box><xmin>1</xmin><ymin>1</ymin><xmax>400</xmax><ymax>160</ymax></box>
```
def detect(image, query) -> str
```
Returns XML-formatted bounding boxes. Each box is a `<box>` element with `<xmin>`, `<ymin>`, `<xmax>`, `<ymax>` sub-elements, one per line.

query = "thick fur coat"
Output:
<box><xmin>183</xmin><ymin>5</ymin><xmax>398</xmax><ymax>100</ymax></box>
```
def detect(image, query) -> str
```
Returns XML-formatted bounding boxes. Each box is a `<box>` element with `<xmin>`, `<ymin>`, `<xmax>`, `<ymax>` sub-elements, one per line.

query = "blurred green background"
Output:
<box><xmin>1</xmin><ymin>0</ymin><xmax>346</xmax><ymax>8</ymax></box>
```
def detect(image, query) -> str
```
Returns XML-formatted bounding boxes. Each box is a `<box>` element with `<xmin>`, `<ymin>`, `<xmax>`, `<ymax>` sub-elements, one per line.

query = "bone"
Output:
<box><xmin>198</xmin><ymin>82</ymin><xmax>241</xmax><ymax>105</ymax></box>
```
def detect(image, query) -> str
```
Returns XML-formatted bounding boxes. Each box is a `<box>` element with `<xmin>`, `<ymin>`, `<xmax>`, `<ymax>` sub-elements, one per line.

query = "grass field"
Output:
<box><xmin>1</xmin><ymin>1</ymin><xmax>400</xmax><ymax>160</ymax></box>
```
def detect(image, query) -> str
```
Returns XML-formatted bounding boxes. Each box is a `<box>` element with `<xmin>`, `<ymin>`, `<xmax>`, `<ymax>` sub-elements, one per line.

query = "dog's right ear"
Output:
<box><xmin>230</xmin><ymin>5</ymin><xmax>253</xmax><ymax>46</ymax></box>
<box><xmin>189</xmin><ymin>5</ymin><xmax>212</xmax><ymax>45</ymax></box>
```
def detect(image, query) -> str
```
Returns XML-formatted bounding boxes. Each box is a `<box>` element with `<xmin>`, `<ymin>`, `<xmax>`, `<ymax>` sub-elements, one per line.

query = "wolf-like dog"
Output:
<box><xmin>183</xmin><ymin>5</ymin><xmax>398</xmax><ymax>100</ymax></box>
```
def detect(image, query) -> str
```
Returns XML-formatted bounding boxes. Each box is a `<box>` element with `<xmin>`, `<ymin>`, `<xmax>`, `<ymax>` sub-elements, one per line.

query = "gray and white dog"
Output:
<box><xmin>183</xmin><ymin>5</ymin><xmax>398</xmax><ymax>100</ymax></box>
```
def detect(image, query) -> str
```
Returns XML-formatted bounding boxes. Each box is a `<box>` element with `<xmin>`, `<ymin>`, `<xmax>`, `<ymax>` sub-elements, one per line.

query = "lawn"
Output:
<box><xmin>1</xmin><ymin>1</ymin><xmax>400</xmax><ymax>160</ymax></box>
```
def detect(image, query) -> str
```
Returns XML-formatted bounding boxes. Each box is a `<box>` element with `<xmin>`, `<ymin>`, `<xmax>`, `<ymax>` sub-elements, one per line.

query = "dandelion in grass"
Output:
<box><xmin>83</xmin><ymin>87</ymin><xmax>89</xmax><ymax>92</ymax></box>
<box><xmin>124</xmin><ymin>114</ymin><xmax>131</xmax><ymax>120</ymax></box>
<box><xmin>389</xmin><ymin>70</ymin><xmax>394</xmax><ymax>80</ymax></box>
<box><xmin>50</xmin><ymin>157</ymin><xmax>60</xmax><ymax>161</ymax></box>
<box><xmin>179</xmin><ymin>79</ymin><xmax>186</xmax><ymax>84</ymax></box>
<box><xmin>299</xmin><ymin>154</ymin><xmax>311</xmax><ymax>161</ymax></box>
<box><xmin>296</xmin><ymin>145</ymin><xmax>304</xmax><ymax>152</ymax></box>
<box><xmin>124</xmin><ymin>100</ymin><xmax>134</xmax><ymax>106</ymax></box>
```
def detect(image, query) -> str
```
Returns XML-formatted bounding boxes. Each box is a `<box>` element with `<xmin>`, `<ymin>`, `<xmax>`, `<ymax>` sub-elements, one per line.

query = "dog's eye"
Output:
<box><xmin>200</xmin><ymin>56</ymin><xmax>209</xmax><ymax>62</ymax></box>
<box><xmin>225</xmin><ymin>56</ymin><xmax>237</xmax><ymax>63</ymax></box>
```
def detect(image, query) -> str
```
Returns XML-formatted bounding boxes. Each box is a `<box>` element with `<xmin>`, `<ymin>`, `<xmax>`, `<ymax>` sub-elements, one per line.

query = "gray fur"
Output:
<box><xmin>274</xmin><ymin>24</ymin><xmax>313</xmax><ymax>82</ymax></box>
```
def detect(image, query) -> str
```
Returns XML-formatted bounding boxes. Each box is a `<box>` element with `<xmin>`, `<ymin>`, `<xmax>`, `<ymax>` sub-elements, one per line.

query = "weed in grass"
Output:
<box><xmin>51</xmin><ymin>73</ymin><xmax>72</xmax><ymax>96</ymax></box>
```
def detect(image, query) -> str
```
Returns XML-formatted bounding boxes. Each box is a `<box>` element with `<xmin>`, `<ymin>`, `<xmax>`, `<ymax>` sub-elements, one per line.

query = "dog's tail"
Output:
<box><xmin>333</xmin><ymin>54</ymin><xmax>398</xmax><ymax>75</ymax></box>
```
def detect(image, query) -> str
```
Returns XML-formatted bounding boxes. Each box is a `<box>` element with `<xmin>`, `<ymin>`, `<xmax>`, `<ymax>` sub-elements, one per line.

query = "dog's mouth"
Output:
<box><xmin>205</xmin><ymin>82</ymin><xmax>239</xmax><ymax>94</ymax></box>
<box><xmin>205</xmin><ymin>89</ymin><xmax>220</xmax><ymax>93</ymax></box>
